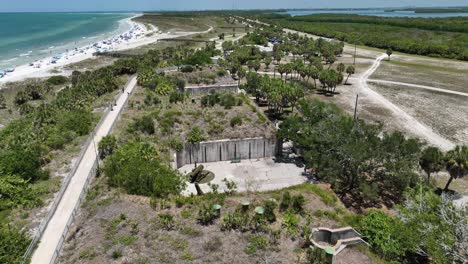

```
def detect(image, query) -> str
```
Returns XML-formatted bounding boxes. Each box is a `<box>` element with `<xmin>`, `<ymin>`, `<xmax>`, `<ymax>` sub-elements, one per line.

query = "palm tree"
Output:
<box><xmin>419</xmin><ymin>147</ymin><xmax>444</xmax><ymax>182</ymax></box>
<box><xmin>278</xmin><ymin>64</ymin><xmax>287</xmax><ymax>80</ymax></box>
<box><xmin>337</xmin><ymin>63</ymin><xmax>345</xmax><ymax>73</ymax></box>
<box><xmin>308</xmin><ymin>66</ymin><xmax>319</xmax><ymax>89</ymax></box>
<box><xmin>386</xmin><ymin>49</ymin><xmax>393</xmax><ymax>61</ymax></box>
<box><xmin>237</xmin><ymin>67</ymin><xmax>246</xmax><ymax>86</ymax></box>
<box><xmin>285</xmin><ymin>64</ymin><xmax>293</xmax><ymax>81</ymax></box>
<box><xmin>253</xmin><ymin>60</ymin><xmax>261</xmax><ymax>72</ymax></box>
<box><xmin>264</xmin><ymin>57</ymin><xmax>272</xmax><ymax>70</ymax></box>
<box><xmin>345</xmin><ymin>66</ymin><xmax>355</xmax><ymax>85</ymax></box>
<box><xmin>444</xmin><ymin>145</ymin><xmax>468</xmax><ymax>191</ymax></box>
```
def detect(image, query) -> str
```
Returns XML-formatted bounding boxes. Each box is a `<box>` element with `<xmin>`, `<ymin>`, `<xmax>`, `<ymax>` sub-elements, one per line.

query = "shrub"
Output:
<box><xmin>57</xmin><ymin>110</ymin><xmax>93</xmax><ymax>136</ymax></box>
<box><xmin>104</xmin><ymin>142</ymin><xmax>185</xmax><ymax>198</ymax></box>
<box><xmin>168</xmin><ymin>137</ymin><xmax>184</xmax><ymax>152</ymax></box>
<box><xmin>219</xmin><ymin>92</ymin><xmax>240</xmax><ymax>109</ymax></box>
<box><xmin>291</xmin><ymin>194</ymin><xmax>306</xmax><ymax>213</ymax></box>
<box><xmin>169</xmin><ymin>91</ymin><xmax>185</xmax><ymax>104</ymax></box>
<box><xmin>0</xmin><ymin>225</ymin><xmax>31</xmax><ymax>264</ymax></box>
<box><xmin>0</xmin><ymin>175</ymin><xmax>40</xmax><ymax>211</ymax></box>
<box><xmin>306</xmin><ymin>247</ymin><xmax>328</xmax><ymax>263</ymax></box>
<box><xmin>111</xmin><ymin>249</ymin><xmax>123</xmax><ymax>259</ymax></box>
<box><xmin>0</xmin><ymin>146</ymin><xmax>48</xmax><ymax>182</ymax></box>
<box><xmin>222</xmin><ymin>178</ymin><xmax>237</xmax><ymax>195</ymax></box>
<box><xmin>14</xmin><ymin>91</ymin><xmax>29</xmax><ymax>106</ymax></box>
<box><xmin>144</xmin><ymin>92</ymin><xmax>161</xmax><ymax>106</ymax></box>
<box><xmin>173</xmin><ymin>78</ymin><xmax>186</xmax><ymax>90</ymax></box>
<box><xmin>279</xmin><ymin>191</ymin><xmax>292</xmax><ymax>211</ymax></box>
<box><xmin>221</xmin><ymin>211</ymin><xmax>249</xmax><ymax>231</ymax></box>
<box><xmin>186</xmin><ymin>50</ymin><xmax>213</xmax><ymax>66</ymax></box>
<box><xmin>197</xmin><ymin>203</ymin><xmax>218</xmax><ymax>225</ymax></box>
<box><xmin>186</xmin><ymin>127</ymin><xmax>205</xmax><ymax>145</ymax></box>
<box><xmin>181</xmin><ymin>65</ymin><xmax>194</xmax><ymax>73</ymax></box>
<box><xmin>282</xmin><ymin>210</ymin><xmax>299</xmax><ymax>236</ymax></box>
<box><xmin>47</xmin><ymin>75</ymin><xmax>68</xmax><ymax>85</ymax></box>
<box><xmin>217</xmin><ymin>69</ymin><xmax>227</xmax><ymax>77</ymax></box>
<box><xmin>0</xmin><ymin>93</ymin><xmax>6</xmax><ymax>109</ymax></box>
<box><xmin>264</xmin><ymin>199</ymin><xmax>277</xmax><ymax>223</ymax></box>
<box><xmin>230</xmin><ymin>116</ymin><xmax>243</xmax><ymax>127</ymax></box>
<box><xmin>155</xmin><ymin>80</ymin><xmax>175</xmax><ymax>96</ymax></box>
<box><xmin>133</xmin><ymin>115</ymin><xmax>155</xmax><ymax>135</ymax></box>
<box><xmin>158</xmin><ymin>213</ymin><xmax>175</xmax><ymax>230</ymax></box>
<box><xmin>99</xmin><ymin>135</ymin><xmax>117</xmax><ymax>160</ymax></box>
<box><xmin>244</xmin><ymin>235</ymin><xmax>268</xmax><ymax>255</ymax></box>
<box><xmin>359</xmin><ymin>210</ymin><xmax>409</xmax><ymax>260</ymax></box>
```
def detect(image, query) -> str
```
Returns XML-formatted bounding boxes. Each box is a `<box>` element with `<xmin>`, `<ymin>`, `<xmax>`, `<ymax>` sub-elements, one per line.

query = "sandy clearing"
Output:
<box><xmin>367</xmin><ymin>79</ymin><xmax>468</xmax><ymax>97</ymax></box>
<box><xmin>359</xmin><ymin>54</ymin><xmax>455</xmax><ymax>151</ymax></box>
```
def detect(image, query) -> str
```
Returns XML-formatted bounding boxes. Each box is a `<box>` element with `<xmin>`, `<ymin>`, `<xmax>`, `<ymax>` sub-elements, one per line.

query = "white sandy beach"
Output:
<box><xmin>0</xmin><ymin>15</ymin><xmax>204</xmax><ymax>85</ymax></box>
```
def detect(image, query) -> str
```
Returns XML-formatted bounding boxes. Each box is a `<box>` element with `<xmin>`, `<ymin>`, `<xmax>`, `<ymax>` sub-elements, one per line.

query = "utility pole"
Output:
<box><xmin>353</xmin><ymin>43</ymin><xmax>357</xmax><ymax>65</ymax></box>
<box><xmin>353</xmin><ymin>94</ymin><xmax>359</xmax><ymax>120</ymax></box>
<box><xmin>92</xmin><ymin>130</ymin><xmax>100</xmax><ymax>172</ymax></box>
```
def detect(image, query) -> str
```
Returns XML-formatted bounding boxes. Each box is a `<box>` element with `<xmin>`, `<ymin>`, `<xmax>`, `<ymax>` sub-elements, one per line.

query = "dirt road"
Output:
<box><xmin>359</xmin><ymin>54</ymin><xmax>455</xmax><ymax>151</ymax></box>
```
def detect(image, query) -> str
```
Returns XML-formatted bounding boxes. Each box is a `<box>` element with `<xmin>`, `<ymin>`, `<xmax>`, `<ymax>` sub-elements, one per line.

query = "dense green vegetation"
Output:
<box><xmin>103</xmin><ymin>141</ymin><xmax>185</xmax><ymax>198</ymax></box>
<box><xmin>0</xmin><ymin>225</ymin><xmax>31</xmax><ymax>264</ymax></box>
<box><xmin>0</xmin><ymin>41</ymin><xmax>202</xmax><ymax>262</ymax></box>
<box><xmin>278</xmin><ymin>99</ymin><xmax>422</xmax><ymax>208</ymax></box>
<box><xmin>260</xmin><ymin>14</ymin><xmax>468</xmax><ymax>60</ymax></box>
<box><xmin>357</xmin><ymin>186</ymin><xmax>467</xmax><ymax>263</ymax></box>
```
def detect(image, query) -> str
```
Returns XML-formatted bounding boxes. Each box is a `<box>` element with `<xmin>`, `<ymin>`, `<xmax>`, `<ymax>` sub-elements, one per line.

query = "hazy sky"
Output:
<box><xmin>1</xmin><ymin>0</ymin><xmax>466</xmax><ymax>12</ymax></box>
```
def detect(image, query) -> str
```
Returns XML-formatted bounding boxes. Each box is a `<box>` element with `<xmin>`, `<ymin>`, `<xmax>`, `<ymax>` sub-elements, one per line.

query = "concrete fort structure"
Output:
<box><xmin>175</xmin><ymin>137</ymin><xmax>279</xmax><ymax>168</ymax></box>
<box><xmin>183</xmin><ymin>84</ymin><xmax>239</xmax><ymax>95</ymax></box>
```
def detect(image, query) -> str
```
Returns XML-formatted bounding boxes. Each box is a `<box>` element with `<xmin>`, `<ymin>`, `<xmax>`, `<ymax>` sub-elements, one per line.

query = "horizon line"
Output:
<box><xmin>1</xmin><ymin>5</ymin><xmax>468</xmax><ymax>13</ymax></box>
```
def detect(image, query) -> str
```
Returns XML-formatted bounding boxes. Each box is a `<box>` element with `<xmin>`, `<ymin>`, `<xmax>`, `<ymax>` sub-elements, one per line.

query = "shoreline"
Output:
<box><xmin>0</xmin><ymin>14</ymin><xmax>155</xmax><ymax>85</ymax></box>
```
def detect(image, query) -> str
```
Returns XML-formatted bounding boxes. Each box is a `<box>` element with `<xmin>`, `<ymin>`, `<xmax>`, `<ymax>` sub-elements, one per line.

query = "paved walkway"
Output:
<box><xmin>31</xmin><ymin>76</ymin><xmax>137</xmax><ymax>264</ymax></box>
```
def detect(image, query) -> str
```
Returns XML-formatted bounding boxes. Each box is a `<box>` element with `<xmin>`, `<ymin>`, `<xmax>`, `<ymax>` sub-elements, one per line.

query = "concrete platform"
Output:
<box><xmin>179</xmin><ymin>158</ymin><xmax>307</xmax><ymax>195</ymax></box>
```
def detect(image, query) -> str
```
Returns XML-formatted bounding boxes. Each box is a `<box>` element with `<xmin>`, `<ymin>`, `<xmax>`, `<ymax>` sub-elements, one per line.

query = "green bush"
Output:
<box><xmin>279</xmin><ymin>191</ymin><xmax>292</xmax><ymax>211</ymax></box>
<box><xmin>230</xmin><ymin>116</ymin><xmax>243</xmax><ymax>127</ymax></box>
<box><xmin>156</xmin><ymin>80</ymin><xmax>175</xmax><ymax>96</ymax></box>
<box><xmin>157</xmin><ymin>213</ymin><xmax>175</xmax><ymax>230</ymax></box>
<box><xmin>263</xmin><ymin>199</ymin><xmax>277</xmax><ymax>223</ymax></box>
<box><xmin>291</xmin><ymin>194</ymin><xmax>306</xmax><ymax>213</ymax></box>
<box><xmin>0</xmin><ymin>146</ymin><xmax>48</xmax><ymax>182</ymax></box>
<box><xmin>244</xmin><ymin>235</ymin><xmax>268</xmax><ymax>255</ymax></box>
<box><xmin>185</xmin><ymin>50</ymin><xmax>213</xmax><ymax>66</ymax></box>
<box><xmin>0</xmin><ymin>175</ymin><xmax>40</xmax><ymax>211</ymax></box>
<box><xmin>282</xmin><ymin>210</ymin><xmax>299</xmax><ymax>236</ymax></box>
<box><xmin>47</xmin><ymin>75</ymin><xmax>68</xmax><ymax>85</ymax></box>
<box><xmin>133</xmin><ymin>115</ymin><xmax>155</xmax><ymax>135</ymax></box>
<box><xmin>168</xmin><ymin>137</ymin><xmax>184</xmax><ymax>152</ymax></box>
<box><xmin>144</xmin><ymin>92</ymin><xmax>161</xmax><ymax>106</ymax></box>
<box><xmin>221</xmin><ymin>211</ymin><xmax>249</xmax><ymax>231</ymax></box>
<box><xmin>181</xmin><ymin>65</ymin><xmax>194</xmax><ymax>73</ymax></box>
<box><xmin>186</xmin><ymin>127</ymin><xmax>205</xmax><ymax>145</ymax></box>
<box><xmin>169</xmin><ymin>91</ymin><xmax>185</xmax><ymax>104</ymax></box>
<box><xmin>99</xmin><ymin>135</ymin><xmax>117</xmax><ymax>160</ymax></box>
<box><xmin>57</xmin><ymin>110</ymin><xmax>93</xmax><ymax>136</ymax></box>
<box><xmin>0</xmin><ymin>93</ymin><xmax>6</xmax><ymax>109</ymax></box>
<box><xmin>0</xmin><ymin>225</ymin><xmax>31</xmax><ymax>264</ymax></box>
<box><xmin>103</xmin><ymin>142</ymin><xmax>185</xmax><ymax>198</ymax></box>
<box><xmin>359</xmin><ymin>210</ymin><xmax>410</xmax><ymax>260</ymax></box>
<box><xmin>197</xmin><ymin>204</ymin><xmax>218</xmax><ymax>225</ymax></box>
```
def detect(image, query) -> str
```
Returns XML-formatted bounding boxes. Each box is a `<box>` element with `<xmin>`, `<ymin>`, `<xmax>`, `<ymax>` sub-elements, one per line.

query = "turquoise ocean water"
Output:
<box><xmin>0</xmin><ymin>13</ymin><xmax>133</xmax><ymax>69</ymax></box>
<box><xmin>278</xmin><ymin>9</ymin><xmax>468</xmax><ymax>18</ymax></box>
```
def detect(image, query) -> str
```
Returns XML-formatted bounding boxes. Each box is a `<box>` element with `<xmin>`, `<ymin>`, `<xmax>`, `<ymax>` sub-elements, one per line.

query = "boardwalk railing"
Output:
<box><xmin>20</xmin><ymin>75</ymin><xmax>136</xmax><ymax>264</ymax></box>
